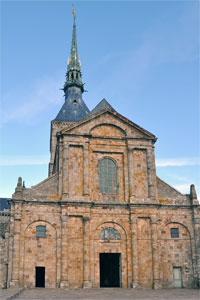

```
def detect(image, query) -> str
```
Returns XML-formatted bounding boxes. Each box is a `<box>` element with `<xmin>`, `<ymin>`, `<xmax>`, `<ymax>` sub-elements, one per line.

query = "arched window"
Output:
<box><xmin>100</xmin><ymin>227</ymin><xmax>121</xmax><ymax>240</ymax></box>
<box><xmin>98</xmin><ymin>158</ymin><xmax>117</xmax><ymax>194</ymax></box>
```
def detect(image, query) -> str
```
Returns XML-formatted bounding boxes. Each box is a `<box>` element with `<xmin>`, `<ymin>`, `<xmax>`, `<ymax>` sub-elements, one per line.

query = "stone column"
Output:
<box><xmin>83</xmin><ymin>217</ymin><xmax>92</xmax><ymax>288</ymax></box>
<box><xmin>151</xmin><ymin>218</ymin><xmax>161</xmax><ymax>289</ymax></box>
<box><xmin>60</xmin><ymin>215</ymin><xmax>69</xmax><ymax>288</ymax></box>
<box><xmin>131</xmin><ymin>216</ymin><xmax>139</xmax><ymax>288</ymax></box>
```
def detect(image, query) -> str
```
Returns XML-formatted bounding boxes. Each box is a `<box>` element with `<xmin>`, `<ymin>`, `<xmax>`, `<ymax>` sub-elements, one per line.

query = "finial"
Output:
<box><xmin>72</xmin><ymin>5</ymin><xmax>76</xmax><ymax>19</ymax></box>
<box><xmin>17</xmin><ymin>177</ymin><xmax>22</xmax><ymax>187</ymax></box>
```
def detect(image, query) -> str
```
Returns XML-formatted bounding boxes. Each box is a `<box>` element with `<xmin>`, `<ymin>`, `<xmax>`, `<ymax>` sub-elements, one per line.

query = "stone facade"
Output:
<box><xmin>2</xmin><ymin>109</ymin><xmax>199</xmax><ymax>289</ymax></box>
<box><xmin>0</xmin><ymin>209</ymin><xmax>10</xmax><ymax>288</ymax></box>
<box><xmin>1</xmin><ymin>11</ymin><xmax>199</xmax><ymax>290</ymax></box>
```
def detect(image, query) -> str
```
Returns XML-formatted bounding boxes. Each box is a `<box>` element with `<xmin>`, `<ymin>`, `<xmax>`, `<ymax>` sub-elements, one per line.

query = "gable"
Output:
<box><xmin>60</xmin><ymin>109</ymin><xmax>156</xmax><ymax>141</ymax></box>
<box><xmin>22</xmin><ymin>173</ymin><xmax>58</xmax><ymax>201</ymax></box>
<box><xmin>90</xmin><ymin>124</ymin><xmax>126</xmax><ymax>138</ymax></box>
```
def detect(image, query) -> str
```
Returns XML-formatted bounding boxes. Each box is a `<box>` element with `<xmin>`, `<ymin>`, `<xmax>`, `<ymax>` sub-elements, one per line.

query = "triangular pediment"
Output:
<box><xmin>60</xmin><ymin>108</ymin><xmax>157</xmax><ymax>141</ymax></box>
<box><xmin>89</xmin><ymin>98</ymin><xmax>115</xmax><ymax>115</ymax></box>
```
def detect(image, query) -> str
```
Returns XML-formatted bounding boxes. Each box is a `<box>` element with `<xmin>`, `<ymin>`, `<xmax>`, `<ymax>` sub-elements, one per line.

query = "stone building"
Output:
<box><xmin>0</xmin><ymin>199</ymin><xmax>10</xmax><ymax>288</ymax></box>
<box><xmin>1</xmin><ymin>11</ymin><xmax>200</xmax><ymax>289</ymax></box>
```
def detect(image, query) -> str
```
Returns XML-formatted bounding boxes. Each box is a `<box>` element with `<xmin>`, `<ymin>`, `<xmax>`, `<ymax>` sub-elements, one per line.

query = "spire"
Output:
<box><xmin>54</xmin><ymin>8</ymin><xmax>90</xmax><ymax>122</ymax></box>
<box><xmin>64</xmin><ymin>7</ymin><xmax>84</xmax><ymax>93</ymax></box>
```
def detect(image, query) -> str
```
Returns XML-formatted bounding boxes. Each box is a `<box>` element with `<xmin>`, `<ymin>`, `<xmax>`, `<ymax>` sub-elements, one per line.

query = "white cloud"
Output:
<box><xmin>156</xmin><ymin>157</ymin><xmax>200</xmax><ymax>167</ymax></box>
<box><xmin>1</xmin><ymin>75</ymin><xmax>64</xmax><ymax>126</ymax></box>
<box><xmin>0</xmin><ymin>155</ymin><xmax>49</xmax><ymax>166</ymax></box>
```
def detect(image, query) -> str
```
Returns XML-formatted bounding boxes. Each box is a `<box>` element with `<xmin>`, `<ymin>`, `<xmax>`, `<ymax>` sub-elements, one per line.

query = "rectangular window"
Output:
<box><xmin>36</xmin><ymin>226</ymin><xmax>46</xmax><ymax>238</ymax></box>
<box><xmin>170</xmin><ymin>228</ymin><xmax>179</xmax><ymax>238</ymax></box>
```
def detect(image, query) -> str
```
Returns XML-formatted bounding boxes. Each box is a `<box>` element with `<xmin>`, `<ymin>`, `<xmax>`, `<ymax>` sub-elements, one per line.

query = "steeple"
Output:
<box><xmin>64</xmin><ymin>7</ymin><xmax>84</xmax><ymax>93</ymax></box>
<box><xmin>54</xmin><ymin>8</ymin><xmax>90</xmax><ymax>122</ymax></box>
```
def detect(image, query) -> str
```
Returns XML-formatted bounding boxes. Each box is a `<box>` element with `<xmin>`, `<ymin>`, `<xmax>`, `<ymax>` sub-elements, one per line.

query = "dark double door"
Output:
<box><xmin>100</xmin><ymin>253</ymin><xmax>121</xmax><ymax>287</ymax></box>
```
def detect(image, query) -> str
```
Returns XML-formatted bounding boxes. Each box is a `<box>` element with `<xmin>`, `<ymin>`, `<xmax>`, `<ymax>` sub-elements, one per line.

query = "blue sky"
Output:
<box><xmin>1</xmin><ymin>0</ymin><xmax>199</xmax><ymax>199</ymax></box>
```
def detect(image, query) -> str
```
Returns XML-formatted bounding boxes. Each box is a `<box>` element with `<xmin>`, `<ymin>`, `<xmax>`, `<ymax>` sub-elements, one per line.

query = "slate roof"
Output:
<box><xmin>0</xmin><ymin>198</ymin><xmax>10</xmax><ymax>211</ymax></box>
<box><xmin>54</xmin><ymin>97</ymin><xmax>90</xmax><ymax>122</ymax></box>
<box><xmin>54</xmin><ymin>85</ymin><xmax>90</xmax><ymax>122</ymax></box>
<box><xmin>90</xmin><ymin>98</ymin><xmax>115</xmax><ymax>115</ymax></box>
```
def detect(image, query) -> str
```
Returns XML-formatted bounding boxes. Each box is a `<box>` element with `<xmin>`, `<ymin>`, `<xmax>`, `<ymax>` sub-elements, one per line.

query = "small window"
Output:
<box><xmin>36</xmin><ymin>225</ymin><xmax>46</xmax><ymax>238</ymax></box>
<box><xmin>98</xmin><ymin>158</ymin><xmax>117</xmax><ymax>194</ymax></box>
<box><xmin>100</xmin><ymin>227</ymin><xmax>121</xmax><ymax>240</ymax></box>
<box><xmin>170</xmin><ymin>228</ymin><xmax>179</xmax><ymax>238</ymax></box>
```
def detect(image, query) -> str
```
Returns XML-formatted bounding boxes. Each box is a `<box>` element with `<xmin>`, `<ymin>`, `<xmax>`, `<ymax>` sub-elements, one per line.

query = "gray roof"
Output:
<box><xmin>90</xmin><ymin>98</ymin><xmax>115</xmax><ymax>115</ymax></box>
<box><xmin>0</xmin><ymin>198</ymin><xmax>10</xmax><ymax>211</ymax></box>
<box><xmin>54</xmin><ymin>86</ymin><xmax>90</xmax><ymax>122</ymax></box>
<box><xmin>54</xmin><ymin>98</ymin><xmax>90</xmax><ymax>122</ymax></box>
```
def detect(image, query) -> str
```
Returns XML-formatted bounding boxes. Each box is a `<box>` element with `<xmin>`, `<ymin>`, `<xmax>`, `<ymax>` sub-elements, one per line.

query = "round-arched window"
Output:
<box><xmin>100</xmin><ymin>227</ymin><xmax>121</xmax><ymax>240</ymax></box>
<box><xmin>98</xmin><ymin>158</ymin><xmax>117</xmax><ymax>194</ymax></box>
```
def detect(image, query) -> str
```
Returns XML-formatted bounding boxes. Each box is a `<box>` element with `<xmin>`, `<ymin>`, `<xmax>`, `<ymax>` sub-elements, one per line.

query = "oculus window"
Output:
<box><xmin>98</xmin><ymin>158</ymin><xmax>117</xmax><ymax>194</ymax></box>
<box><xmin>36</xmin><ymin>225</ymin><xmax>46</xmax><ymax>238</ymax></box>
<box><xmin>170</xmin><ymin>228</ymin><xmax>179</xmax><ymax>238</ymax></box>
<box><xmin>100</xmin><ymin>227</ymin><xmax>121</xmax><ymax>240</ymax></box>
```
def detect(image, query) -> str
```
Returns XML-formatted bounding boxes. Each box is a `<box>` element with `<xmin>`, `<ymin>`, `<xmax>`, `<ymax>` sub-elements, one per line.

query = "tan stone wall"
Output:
<box><xmin>5</xmin><ymin>110</ymin><xmax>199</xmax><ymax>289</ymax></box>
<box><xmin>23</xmin><ymin>220</ymin><xmax>57</xmax><ymax>288</ymax></box>
<box><xmin>132</xmin><ymin>150</ymin><xmax>148</xmax><ymax>200</ymax></box>
<box><xmin>159</xmin><ymin>223</ymin><xmax>192</xmax><ymax>288</ymax></box>
<box><xmin>137</xmin><ymin>218</ymin><xmax>153</xmax><ymax>288</ymax></box>
<box><xmin>67</xmin><ymin>217</ymin><xmax>83</xmax><ymax>288</ymax></box>
<box><xmin>6</xmin><ymin>200</ymin><xmax>199</xmax><ymax>289</ymax></box>
<box><xmin>68</xmin><ymin>146</ymin><xmax>83</xmax><ymax>196</ymax></box>
<box><xmin>59</xmin><ymin>114</ymin><xmax>157</xmax><ymax>204</ymax></box>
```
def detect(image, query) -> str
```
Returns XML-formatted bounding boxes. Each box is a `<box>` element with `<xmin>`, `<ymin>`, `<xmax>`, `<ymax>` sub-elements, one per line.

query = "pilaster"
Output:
<box><xmin>9</xmin><ymin>202</ymin><xmax>22</xmax><ymax>287</ymax></box>
<box><xmin>146</xmin><ymin>147</ymin><xmax>158</xmax><ymax>201</ymax></box>
<box><xmin>151</xmin><ymin>218</ymin><xmax>161</xmax><ymax>289</ymax></box>
<box><xmin>83</xmin><ymin>143</ymin><xmax>89</xmax><ymax>196</ymax></box>
<box><xmin>60</xmin><ymin>214</ymin><xmax>69</xmax><ymax>288</ymax></box>
<box><xmin>58</xmin><ymin>136</ymin><xmax>63</xmax><ymax>199</ymax></box>
<box><xmin>83</xmin><ymin>217</ymin><xmax>92</xmax><ymax>288</ymax></box>
<box><xmin>131</xmin><ymin>215</ymin><xmax>139</xmax><ymax>288</ymax></box>
<box><xmin>62</xmin><ymin>143</ymin><xmax>69</xmax><ymax>196</ymax></box>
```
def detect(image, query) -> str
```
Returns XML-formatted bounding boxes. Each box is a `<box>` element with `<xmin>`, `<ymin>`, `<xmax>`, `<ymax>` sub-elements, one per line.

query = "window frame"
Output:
<box><xmin>98</xmin><ymin>157</ymin><xmax>118</xmax><ymax>195</ymax></box>
<box><xmin>170</xmin><ymin>227</ymin><xmax>179</xmax><ymax>238</ymax></box>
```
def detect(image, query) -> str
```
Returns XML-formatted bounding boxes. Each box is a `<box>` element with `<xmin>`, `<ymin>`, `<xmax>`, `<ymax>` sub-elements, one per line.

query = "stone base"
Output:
<box><xmin>9</xmin><ymin>280</ymin><xmax>19</xmax><ymax>288</ymax></box>
<box><xmin>60</xmin><ymin>280</ymin><xmax>69</xmax><ymax>288</ymax></box>
<box><xmin>83</xmin><ymin>280</ymin><xmax>92</xmax><ymax>288</ymax></box>
<box><xmin>153</xmin><ymin>280</ymin><xmax>162</xmax><ymax>289</ymax></box>
<box><xmin>132</xmin><ymin>281</ymin><xmax>139</xmax><ymax>288</ymax></box>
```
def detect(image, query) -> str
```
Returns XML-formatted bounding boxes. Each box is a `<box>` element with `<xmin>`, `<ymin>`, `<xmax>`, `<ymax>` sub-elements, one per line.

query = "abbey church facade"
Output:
<box><xmin>0</xmin><ymin>12</ymin><xmax>199</xmax><ymax>289</ymax></box>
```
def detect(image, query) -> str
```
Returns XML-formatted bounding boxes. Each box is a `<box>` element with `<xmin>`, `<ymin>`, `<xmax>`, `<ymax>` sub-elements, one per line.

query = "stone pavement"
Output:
<box><xmin>0</xmin><ymin>288</ymin><xmax>24</xmax><ymax>300</ymax></box>
<box><xmin>1</xmin><ymin>288</ymin><xmax>199</xmax><ymax>300</ymax></box>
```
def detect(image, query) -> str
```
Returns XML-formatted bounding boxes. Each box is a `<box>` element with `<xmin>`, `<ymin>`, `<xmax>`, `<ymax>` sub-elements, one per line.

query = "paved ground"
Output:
<box><xmin>1</xmin><ymin>288</ymin><xmax>199</xmax><ymax>300</ymax></box>
<box><xmin>0</xmin><ymin>288</ymin><xmax>24</xmax><ymax>300</ymax></box>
